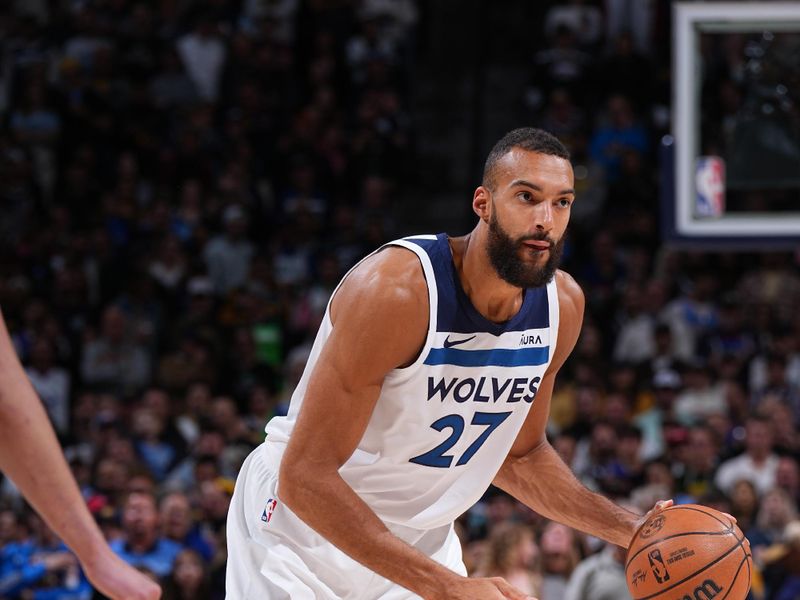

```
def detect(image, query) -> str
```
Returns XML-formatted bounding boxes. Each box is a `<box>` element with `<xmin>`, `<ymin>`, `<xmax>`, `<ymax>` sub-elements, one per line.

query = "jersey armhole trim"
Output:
<box><xmin>547</xmin><ymin>276</ymin><xmax>560</xmax><ymax>365</ymax></box>
<box><xmin>322</xmin><ymin>238</ymin><xmax>437</xmax><ymax>373</ymax></box>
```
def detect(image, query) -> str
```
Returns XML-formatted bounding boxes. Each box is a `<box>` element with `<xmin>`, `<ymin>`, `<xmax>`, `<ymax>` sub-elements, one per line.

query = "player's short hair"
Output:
<box><xmin>482</xmin><ymin>127</ymin><xmax>570</xmax><ymax>190</ymax></box>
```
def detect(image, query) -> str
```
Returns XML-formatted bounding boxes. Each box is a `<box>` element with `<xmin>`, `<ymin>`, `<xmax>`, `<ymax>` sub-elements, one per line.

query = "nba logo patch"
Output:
<box><xmin>261</xmin><ymin>498</ymin><xmax>277</xmax><ymax>523</ymax></box>
<box><xmin>695</xmin><ymin>156</ymin><xmax>725</xmax><ymax>218</ymax></box>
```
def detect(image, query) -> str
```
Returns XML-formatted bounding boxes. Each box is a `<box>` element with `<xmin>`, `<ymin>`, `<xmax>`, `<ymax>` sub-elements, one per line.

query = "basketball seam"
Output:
<box><xmin>632</xmin><ymin>536</ymin><xmax>746</xmax><ymax>600</ymax></box>
<box><xmin>745</xmin><ymin>553</ymin><xmax>751</xmax><ymax>593</ymax></box>
<box><xmin>669</xmin><ymin>505</ymin><xmax>734</xmax><ymax>529</ymax></box>
<box><xmin>718</xmin><ymin>552</ymin><xmax>752</xmax><ymax>600</ymax></box>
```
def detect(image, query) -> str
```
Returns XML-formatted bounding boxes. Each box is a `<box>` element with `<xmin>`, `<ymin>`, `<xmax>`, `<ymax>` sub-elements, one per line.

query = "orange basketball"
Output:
<box><xmin>625</xmin><ymin>504</ymin><xmax>752</xmax><ymax>600</ymax></box>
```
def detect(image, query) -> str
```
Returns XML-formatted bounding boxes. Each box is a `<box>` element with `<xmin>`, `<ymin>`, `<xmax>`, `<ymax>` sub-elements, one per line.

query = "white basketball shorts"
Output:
<box><xmin>225</xmin><ymin>442</ymin><xmax>467</xmax><ymax>599</ymax></box>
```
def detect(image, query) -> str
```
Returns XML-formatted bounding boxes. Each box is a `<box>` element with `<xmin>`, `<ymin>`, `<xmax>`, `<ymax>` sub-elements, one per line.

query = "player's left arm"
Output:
<box><xmin>493</xmin><ymin>271</ymin><xmax>671</xmax><ymax>547</ymax></box>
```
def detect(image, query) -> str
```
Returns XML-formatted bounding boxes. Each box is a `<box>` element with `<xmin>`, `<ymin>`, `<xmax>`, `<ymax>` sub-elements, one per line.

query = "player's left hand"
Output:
<box><xmin>631</xmin><ymin>499</ymin><xmax>674</xmax><ymax>544</ymax></box>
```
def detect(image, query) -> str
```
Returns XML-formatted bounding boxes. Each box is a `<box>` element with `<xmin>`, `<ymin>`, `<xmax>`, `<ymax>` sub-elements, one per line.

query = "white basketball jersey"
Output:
<box><xmin>265</xmin><ymin>234</ymin><xmax>559</xmax><ymax>530</ymax></box>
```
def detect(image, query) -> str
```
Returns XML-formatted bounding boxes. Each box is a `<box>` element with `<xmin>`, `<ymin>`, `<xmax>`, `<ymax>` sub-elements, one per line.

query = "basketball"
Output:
<box><xmin>626</xmin><ymin>504</ymin><xmax>752</xmax><ymax>600</ymax></box>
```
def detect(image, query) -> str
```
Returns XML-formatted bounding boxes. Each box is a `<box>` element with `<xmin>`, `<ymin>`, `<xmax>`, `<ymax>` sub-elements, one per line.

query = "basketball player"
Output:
<box><xmin>0</xmin><ymin>311</ymin><xmax>161</xmax><ymax>600</ymax></box>
<box><xmin>226</xmin><ymin>128</ymin><xmax>671</xmax><ymax>599</ymax></box>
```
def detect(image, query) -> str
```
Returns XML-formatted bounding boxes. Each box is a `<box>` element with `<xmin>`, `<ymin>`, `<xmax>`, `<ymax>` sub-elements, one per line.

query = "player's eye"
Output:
<box><xmin>518</xmin><ymin>191</ymin><xmax>533</xmax><ymax>202</ymax></box>
<box><xmin>557</xmin><ymin>198</ymin><xmax>572</xmax><ymax>208</ymax></box>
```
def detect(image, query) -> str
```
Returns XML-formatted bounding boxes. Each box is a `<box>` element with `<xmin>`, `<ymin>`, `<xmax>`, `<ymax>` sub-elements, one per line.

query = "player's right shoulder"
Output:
<box><xmin>330</xmin><ymin>246</ymin><xmax>428</xmax><ymax>325</ymax></box>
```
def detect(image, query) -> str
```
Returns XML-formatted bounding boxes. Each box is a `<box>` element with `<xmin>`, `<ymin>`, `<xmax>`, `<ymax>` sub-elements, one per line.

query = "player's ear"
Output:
<box><xmin>473</xmin><ymin>186</ymin><xmax>491</xmax><ymax>223</ymax></box>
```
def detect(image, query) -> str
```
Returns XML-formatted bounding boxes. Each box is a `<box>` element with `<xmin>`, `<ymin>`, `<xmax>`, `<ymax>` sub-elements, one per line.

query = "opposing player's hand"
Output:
<box><xmin>438</xmin><ymin>576</ymin><xmax>537</xmax><ymax>599</ymax></box>
<box><xmin>81</xmin><ymin>550</ymin><xmax>161</xmax><ymax>600</ymax></box>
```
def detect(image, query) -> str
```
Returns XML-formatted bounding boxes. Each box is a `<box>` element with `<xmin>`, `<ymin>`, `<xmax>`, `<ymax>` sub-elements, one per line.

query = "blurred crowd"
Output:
<box><xmin>0</xmin><ymin>1</ymin><xmax>799</xmax><ymax>600</ymax></box>
<box><xmin>1</xmin><ymin>0</ymin><xmax>415</xmax><ymax>597</ymax></box>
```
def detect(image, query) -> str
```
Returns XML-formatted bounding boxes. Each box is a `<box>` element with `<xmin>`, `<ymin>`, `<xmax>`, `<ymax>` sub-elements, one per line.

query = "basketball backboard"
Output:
<box><xmin>668</xmin><ymin>2</ymin><xmax>800</xmax><ymax>248</ymax></box>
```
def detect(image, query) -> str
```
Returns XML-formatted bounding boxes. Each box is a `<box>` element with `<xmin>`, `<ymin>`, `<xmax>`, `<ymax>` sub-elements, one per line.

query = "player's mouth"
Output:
<box><xmin>522</xmin><ymin>240</ymin><xmax>551</xmax><ymax>252</ymax></box>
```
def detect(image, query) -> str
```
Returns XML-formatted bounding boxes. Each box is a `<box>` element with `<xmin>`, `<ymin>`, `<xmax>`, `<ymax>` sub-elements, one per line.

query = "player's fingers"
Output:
<box><xmin>655</xmin><ymin>499</ymin><xmax>674</xmax><ymax>511</ymax></box>
<box><xmin>491</xmin><ymin>577</ymin><xmax>536</xmax><ymax>600</ymax></box>
<box><xmin>722</xmin><ymin>511</ymin><xmax>737</xmax><ymax>524</ymax></box>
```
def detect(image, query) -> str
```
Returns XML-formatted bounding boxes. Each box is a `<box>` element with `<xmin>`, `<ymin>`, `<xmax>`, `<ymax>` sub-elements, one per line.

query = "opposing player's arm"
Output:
<box><xmin>493</xmin><ymin>271</ymin><xmax>646</xmax><ymax>547</ymax></box>
<box><xmin>279</xmin><ymin>249</ymin><xmax>529</xmax><ymax>600</ymax></box>
<box><xmin>0</xmin><ymin>311</ymin><xmax>161</xmax><ymax>600</ymax></box>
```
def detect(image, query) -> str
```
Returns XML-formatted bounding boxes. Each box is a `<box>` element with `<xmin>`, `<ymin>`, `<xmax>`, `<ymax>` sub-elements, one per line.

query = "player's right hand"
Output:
<box><xmin>81</xmin><ymin>550</ymin><xmax>161</xmax><ymax>600</ymax></box>
<box><xmin>438</xmin><ymin>576</ymin><xmax>536</xmax><ymax>600</ymax></box>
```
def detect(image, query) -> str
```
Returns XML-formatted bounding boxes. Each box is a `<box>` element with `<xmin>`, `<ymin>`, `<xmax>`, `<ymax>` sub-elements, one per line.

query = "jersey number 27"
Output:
<box><xmin>409</xmin><ymin>411</ymin><xmax>511</xmax><ymax>468</ymax></box>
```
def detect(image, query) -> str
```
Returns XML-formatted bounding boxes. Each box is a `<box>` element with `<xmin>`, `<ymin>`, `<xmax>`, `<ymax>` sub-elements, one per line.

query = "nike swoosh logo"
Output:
<box><xmin>443</xmin><ymin>335</ymin><xmax>476</xmax><ymax>348</ymax></box>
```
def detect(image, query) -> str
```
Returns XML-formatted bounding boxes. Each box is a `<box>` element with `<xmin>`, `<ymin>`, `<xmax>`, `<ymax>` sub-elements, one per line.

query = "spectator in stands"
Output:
<box><xmin>87</xmin><ymin>455</ymin><xmax>131</xmax><ymax>513</ymax></box>
<box><xmin>738</xmin><ymin>254</ymin><xmax>800</xmax><ymax>327</ymax></box>
<box><xmin>171</xmin><ymin>278</ymin><xmax>220</xmax><ymax>352</ymax></box>
<box><xmin>24</xmin><ymin>337</ymin><xmax>70</xmax><ymax>435</ymax></box>
<box><xmin>149</xmin><ymin>48</ymin><xmax>199</xmax><ymax>109</ymax></box>
<box><xmin>110</xmin><ymin>491</ymin><xmax>182</xmax><ymax>578</ymax></box>
<box><xmin>161</xmin><ymin>549</ymin><xmax>212</xmax><ymax>600</ymax></box>
<box><xmin>776</xmin><ymin>457</ymin><xmax>800</xmax><ymax>507</ymax></box>
<box><xmin>131</xmin><ymin>406</ymin><xmax>181</xmax><ymax>483</ymax></box>
<box><xmin>544</xmin><ymin>0</ymin><xmax>603</xmax><ymax>49</ymax></box>
<box><xmin>729</xmin><ymin>479</ymin><xmax>759</xmax><ymax>532</ymax></box>
<box><xmin>540</xmin><ymin>522</ymin><xmax>581</xmax><ymax>600</ymax></box>
<box><xmin>704</xmin><ymin>298</ymin><xmax>755</xmax><ymax>372</ymax></box>
<box><xmin>592</xmin><ymin>32</ymin><xmax>653</xmax><ymax>109</ymax></box>
<box><xmin>635</xmin><ymin>369</ymin><xmax>681</xmax><ymax>461</ymax></box>
<box><xmin>176</xmin><ymin>14</ymin><xmax>226</xmax><ymax>103</ymax></box>
<box><xmin>613</xmin><ymin>284</ymin><xmax>656</xmax><ymax>364</ymax></box>
<box><xmin>761</xmin><ymin>520</ymin><xmax>800</xmax><ymax>600</ymax></box>
<box><xmin>196</xmin><ymin>480</ymin><xmax>231</xmax><ymax>551</ymax></box>
<box><xmin>203</xmin><ymin>205</ymin><xmax>255</xmax><ymax>295</ymax></box>
<box><xmin>80</xmin><ymin>305</ymin><xmax>151</xmax><ymax>397</ymax></box>
<box><xmin>749</xmin><ymin>328</ymin><xmax>800</xmax><ymax>395</ymax></box>
<box><xmin>763</xmin><ymin>399</ymin><xmax>800</xmax><ymax>457</ymax></box>
<box><xmin>715</xmin><ymin>416</ymin><xmax>780</xmax><ymax>497</ymax></box>
<box><xmin>676</xmin><ymin>424</ymin><xmax>720</xmax><ymax>502</ymax></box>
<box><xmin>673</xmin><ymin>360</ymin><xmax>726</xmax><ymax>426</ymax></box>
<box><xmin>530</xmin><ymin>25</ymin><xmax>591</xmax><ymax>105</ymax></box>
<box><xmin>158</xmin><ymin>334</ymin><xmax>217</xmax><ymax>394</ymax></box>
<box><xmin>473</xmin><ymin>523</ymin><xmax>542</xmax><ymax>598</ymax></box>
<box><xmin>648</xmin><ymin>321</ymin><xmax>686</xmax><ymax>376</ymax></box>
<box><xmin>0</xmin><ymin>511</ymin><xmax>90</xmax><ymax>599</ymax></box>
<box><xmin>607</xmin><ymin>425</ymin><xmax>645</xmax><ymax>497</ymax></box>
<box><xmin>589</xmin><ymin>95</ymin><xmax>648</xmax><ymax>183</ymax></box>
<box><xmin>748</xmin><ymin>488</ymin><xmax>798</xmax><ymax>563</ymax></box>
<box><xmin>160</xmin><ymin>492</ymin><xmax>215</xmax><ymax>563</ymax></box>
<box><xmin>573</xmin><ymin>421</ymin><xmax>618</xmax><ymax>491</ymax></box>
<box><xmin>164</xmin><ymin>427</ymin><xmax>225</xmax><ymax>493</ymax></box>
<box><xmin>564</xmin><ymin>540</ymin><xmax>632</xmax><ymax>600</ymax></box>
<box><xmin>751</xmin><ymin>354</ymin><xmax>800</xmax><ymax>419</ymax></box>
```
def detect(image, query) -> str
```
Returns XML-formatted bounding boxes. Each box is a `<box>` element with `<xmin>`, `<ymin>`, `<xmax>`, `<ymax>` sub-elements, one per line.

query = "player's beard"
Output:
<box><xmin>487</xmin><ymin>209</ymin><xmax>564</xmax><ymax>288</ymax></box>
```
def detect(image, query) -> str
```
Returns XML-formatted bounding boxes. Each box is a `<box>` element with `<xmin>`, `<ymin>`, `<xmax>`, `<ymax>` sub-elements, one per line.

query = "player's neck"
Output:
<box><xmin>449</xmin><ymin>230</ymin><xmax>525</xmax><ymax>324</ymax></box>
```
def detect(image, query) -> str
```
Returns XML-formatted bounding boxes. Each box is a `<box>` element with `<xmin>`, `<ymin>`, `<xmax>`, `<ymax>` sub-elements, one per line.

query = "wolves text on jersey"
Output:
<box><xmin>427</xmin><ymin>376</ymin><xmax>541</xmax><ymax>404</ymax></box>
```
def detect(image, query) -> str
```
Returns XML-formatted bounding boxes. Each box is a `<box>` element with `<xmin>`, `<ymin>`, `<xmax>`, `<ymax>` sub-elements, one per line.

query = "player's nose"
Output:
<box><xmin>533</xmin><ymin>200</ymin><xmax>554</xmax><ymax>232</ymax></box>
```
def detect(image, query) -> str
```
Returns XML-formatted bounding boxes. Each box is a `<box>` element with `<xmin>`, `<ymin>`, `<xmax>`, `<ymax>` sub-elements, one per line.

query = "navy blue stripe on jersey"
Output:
<box><xmin>423</xmin><ymin>346</ymin><xmax>550</xmax><ymax>367</ymax></box>
<box><xmin>403</xmin><ymin>234</ymin><xmax>551</xmax><ymax>335</ymax></box>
